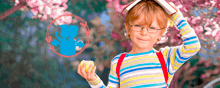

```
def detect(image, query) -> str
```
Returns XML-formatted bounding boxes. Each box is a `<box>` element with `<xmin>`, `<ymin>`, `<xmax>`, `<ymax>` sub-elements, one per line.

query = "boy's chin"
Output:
<box><xmin>137</xmin><ymin>44</ymin><xmax>152</xmax><ymax>49</ymax></box>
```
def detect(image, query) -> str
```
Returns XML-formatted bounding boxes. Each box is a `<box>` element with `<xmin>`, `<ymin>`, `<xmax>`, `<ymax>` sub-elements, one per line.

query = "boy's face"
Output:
<box><xmin>125</xmin><ymin>17</ymin><xmax>162</xmax><ymax>50</ymax></box>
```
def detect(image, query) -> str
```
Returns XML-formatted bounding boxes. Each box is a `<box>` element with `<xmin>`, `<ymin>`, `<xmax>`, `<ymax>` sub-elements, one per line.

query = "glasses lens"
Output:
<box><xmin>133</xmin><ymin>26</ymin><xmax>142</xmax><ymax>31</ymax></box>
<box><xmin>148</xmin><ymin>27</ymin><xmax>158</xmax><ymax>33</ymax></box>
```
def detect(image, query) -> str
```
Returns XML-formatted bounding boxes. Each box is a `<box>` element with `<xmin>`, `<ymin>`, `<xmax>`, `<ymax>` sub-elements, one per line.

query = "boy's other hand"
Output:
<box><xmin>77</xmin><ymin>61</ymin><xmax>97</xmax><ymax>81</ymax></box>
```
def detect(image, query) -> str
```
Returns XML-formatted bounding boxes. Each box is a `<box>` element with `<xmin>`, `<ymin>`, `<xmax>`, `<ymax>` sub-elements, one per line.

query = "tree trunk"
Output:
<box><xmin>0</xmin><ymin>0</ymin><xmax>26</xmax><ymax>20</ymax></box>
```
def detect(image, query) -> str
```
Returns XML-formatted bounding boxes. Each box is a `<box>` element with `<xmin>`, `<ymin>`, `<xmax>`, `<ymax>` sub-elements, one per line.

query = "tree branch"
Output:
<box><xmin>0</xmin><ymin>0</ymin><xmax>26</xmax><ymax>20</ymax></box>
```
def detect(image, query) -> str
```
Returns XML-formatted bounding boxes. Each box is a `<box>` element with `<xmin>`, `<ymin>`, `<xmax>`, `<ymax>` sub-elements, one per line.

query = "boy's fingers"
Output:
<box><xmin>87</xmin><ymin>64</ymin><xmax>94</xmax><ymax>77</ymax></box>
<box><xmin>90</xmin><ymin>66</ymin><xmax>96</xmax><ymax>80</ymax></box>
<box><xmin>81</xmin><ymin>63</ymin><xmax>86</xmax><ymax>77</ymax></box>
<box><xmin>92</xmin><ymin>66</ymin><xmax>96</xmax><ymax>74</ymax></box>
<box><xmin>77</xmin><ymin>64</ymin><xmax>82</xmax><ymax>76</ymax></box>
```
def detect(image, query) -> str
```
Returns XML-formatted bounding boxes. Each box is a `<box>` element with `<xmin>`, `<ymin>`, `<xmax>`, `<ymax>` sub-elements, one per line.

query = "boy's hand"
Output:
<box><xmin>77</xmin><ymin>61</ymin><xmax>97</xmax><ymax>81</ymax></box>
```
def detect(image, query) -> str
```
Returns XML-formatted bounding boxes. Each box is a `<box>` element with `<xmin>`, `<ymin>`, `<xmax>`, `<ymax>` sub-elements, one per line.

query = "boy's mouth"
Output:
<box><xmin>138</xmin><ymin>38</ymin><xmax>149</xmax><ymax>41</ymax></box>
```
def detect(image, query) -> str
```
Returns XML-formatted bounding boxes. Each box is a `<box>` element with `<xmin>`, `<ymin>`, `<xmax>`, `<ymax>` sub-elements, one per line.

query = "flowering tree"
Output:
<box><xmin>1</xmin><ymin>0</ymin><xmax>72</xmax><ymax>25</ymax></box>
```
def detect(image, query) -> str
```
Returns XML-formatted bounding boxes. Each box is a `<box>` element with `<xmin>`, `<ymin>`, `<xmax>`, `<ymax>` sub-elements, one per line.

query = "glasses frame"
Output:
<box><xmin>128</xmin><ymin>23</ymin><xmax>162</xmax><ymax>33</ymax></box>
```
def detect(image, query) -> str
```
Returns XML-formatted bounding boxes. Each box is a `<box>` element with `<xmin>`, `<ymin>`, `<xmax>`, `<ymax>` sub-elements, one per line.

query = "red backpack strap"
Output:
<box><xmin>116</xmin><ymin>53</ymin><xmax>127</xmax><ymax>88</ymax></box>
<box><xmin>156</xmin><ymin>51</ymin><xmax>168</xmax><ymax>85</ymax></box>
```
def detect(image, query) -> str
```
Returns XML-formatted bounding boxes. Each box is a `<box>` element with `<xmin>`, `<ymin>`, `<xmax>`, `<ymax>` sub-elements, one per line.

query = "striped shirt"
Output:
<box><xmin>87</xmin><ymin>11</ymin><xmax>201</xmax><ymax>88</ymax></box>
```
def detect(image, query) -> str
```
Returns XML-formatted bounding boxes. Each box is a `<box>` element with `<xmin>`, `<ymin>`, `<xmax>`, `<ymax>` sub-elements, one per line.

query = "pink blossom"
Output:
<box><xmin>111</xmin><ymin>31</ymin><xmax>122</xmax><ymax>40</ymax></box>
<box><xmin>61</xmin><ymin>12</ymin><xmax>72</xmax><ymax>24</ymax></box>
<box><xmin>31</xmin><ymin>8</ymin><xmax>38</xmax><ymax>16</ymax></box>
<box><xmin>50</xmin><ymin>5</ymin><xmax>65</xmax><ymax>18</ymax></box>
<box><xmin>51</xmin><ymin>0</ymin><xmax>63</xmax><ymax>5</ymax></box>
<box><xmin>120</xmin><ymin>40</ymin><xmax>128</xmax><ymax>48</ymax></box>
<box><xmin>204</xmin><ymin>60</ymin><xmax>212</xmax><ymax>67</ymax></box>
<box><xmin>106</xmin><ymin>0</ymin><xmax>131</xmax><ymax>13</ymax></box>
<box><xmin>53</xmin><ymin>11</ymin><xmax>72</xmax><ymax>25</ymax></box>
<box><xmin>217</xmin><ymin>57</ymin><xmax>220</xmax><ymax>62</ymax></box>
<box><xmin>166</xmin><ymin>33</ymin><xmax>171</xmax><ymax>37</ymax></box>
<box><xmin>157</xmin><ymin>37</ymin><xmax>168</xmax><ymax>44</ymax></box>
<box><xmin>119</xmin><ymin>39</ymin><xmax>133</xmax><ymax>51</ymax></box>
<box><xmin>127</xmin><ymin>41</ymin><xmax>133</xmax><ymax>51</ymax></box>
<box><xmin>14</xmin><ymin>0</ymin><xmax>19</xmax><ymax>6</ymax></box>
<box><xmin>213</xmin><ymin>69</ymin><xmax>219</xmax><ymax>74</ymax></box>
<box><xmin>121</xmin><ymin>0</ymin><xmax>128</xmax><ymax>3</ymax></box>
<box><xmin>15</xmin><ymin>0</ymin><xmax>69</xmax><ymax>25</ymax></box>
<box><xmin>191</xmin><ymin>17</ymin><xmax>202</xmax><ymax>25</ymax></box>
<box><xmin>201</xmin><ymin>74</ymin><xmax>207</xmax><ymax>79</ymax></box>
<box><xmin>171</xmin><ymin>38</ymin><xmax>176</xmax><ymax>44</ymax></box>
<box><xmin>38</xmin><ymin>6</ymin><xmax>44</xmax><ymax>13</ymax></box>
<box><xmin>198</xmin><ymin>58</ymin><xmax>205</xmax><ymax>64</ymax></box>
<box><xmin>204</xmin><ymin>27</ymin><xmax>212</xmax><ymax>32</ymax></box>
<box><xmin>216</xmin><ymin>2</ymin><xmax>220</xmax><ymax>9</ymax></box>
<box><xmin>188</xmin><ymin>66</ymin><xmax>197</xmax><ymax>74</ymax></box>
<box><xmin>98</xmin><ymin>65</ymin><xmax>104</xmax><ymax>71</ymax></box>
<box><xmin>214</xmin><ymin>30</ymin><xmax>220</xmax><ymax>41</ymax></box>
<box><xmin>41</xmin><ymin>14</ymin><xmax>48</xmax><ymax>20</ymax></box>
<box><xmin>212</xmin><ymin>29</ymin><xmax>219</xmax><ymax>36</ymax></box>
<box><xmin>197</xmin><ymin>34</ymin><xmax>206</xmax><ymax>41</ymax></box>
<box><xmin>45</xmin><ymin>5</ymin><xmax>52</xmax><ymax>14</ymax></box>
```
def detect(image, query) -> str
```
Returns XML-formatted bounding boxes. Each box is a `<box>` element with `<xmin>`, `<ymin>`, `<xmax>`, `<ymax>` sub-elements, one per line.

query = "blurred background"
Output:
<box><xmin>0</xmin><ymin>0</ymin><xmax>220</xmax><ymax>88</ymax></box>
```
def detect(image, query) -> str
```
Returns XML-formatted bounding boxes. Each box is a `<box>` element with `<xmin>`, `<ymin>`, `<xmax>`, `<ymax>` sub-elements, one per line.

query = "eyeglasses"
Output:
<box><xmin>128</xmin><ymin>23</ymin><xmax>162</xmax><ymax>33</ymax></box>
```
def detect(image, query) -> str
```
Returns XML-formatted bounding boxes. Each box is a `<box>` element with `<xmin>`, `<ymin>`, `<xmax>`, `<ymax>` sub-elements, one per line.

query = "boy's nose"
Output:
<box><xmin>141</xmin><ymin>28</ymin><xmax>148</xmax><ymax>36</ymax></box>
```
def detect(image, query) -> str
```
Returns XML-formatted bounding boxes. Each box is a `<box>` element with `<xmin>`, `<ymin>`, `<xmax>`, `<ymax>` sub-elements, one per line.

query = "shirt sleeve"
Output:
<box><xmin>87</xmin><ymin>54</ymin><xmax>122</xmax><ymax>88</ymax></box>
<box><xmin>160</xmin><ymin>11</ymin><xmax>201</xmax><ymax>84</ymax></box>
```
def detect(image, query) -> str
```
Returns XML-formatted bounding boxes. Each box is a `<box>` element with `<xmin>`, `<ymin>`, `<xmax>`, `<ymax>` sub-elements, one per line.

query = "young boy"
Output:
<box><xmin>77</xmin><ymin>0</ymin><xmax>201</xmax><ymax>88</ymax></box>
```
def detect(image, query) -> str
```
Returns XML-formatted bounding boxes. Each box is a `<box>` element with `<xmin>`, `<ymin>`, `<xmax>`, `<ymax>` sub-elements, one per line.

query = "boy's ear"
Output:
<box><xmin>124</xmin><ymin>23</ymin><xmax>130</xmax><ymax>34</ymax></box>
<box><xmin>157</xmin><ymin>32</ymin><xmax>164</xmax><ymax>42</ymax></box>
<box><xmin>157</xmin><ymin>36</ymin><xmax>162</xmax><ymax>42</ymax></box>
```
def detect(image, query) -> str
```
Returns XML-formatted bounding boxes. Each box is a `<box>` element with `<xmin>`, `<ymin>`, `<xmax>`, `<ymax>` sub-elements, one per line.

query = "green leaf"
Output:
<box><xmin>20</xmin><ymin>77</ymin><xmax>34</xmax><ymax>88</ymax></box>
<box><xmin>0</xmin><ymin>0</ymin><xmax>13</xmax><ymax>13</ymax></box>
<box><xmin>189</xmin><ymin>59</ymin><xmax>199</xmax><ymax>66</ymax></box>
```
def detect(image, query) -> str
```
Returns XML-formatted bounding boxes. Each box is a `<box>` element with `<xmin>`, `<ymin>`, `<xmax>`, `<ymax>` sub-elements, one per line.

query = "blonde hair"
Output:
<box><xmin>125</xmin><ymin>0</ymin><xmax>169</xmax><ymax>39</ymax></box>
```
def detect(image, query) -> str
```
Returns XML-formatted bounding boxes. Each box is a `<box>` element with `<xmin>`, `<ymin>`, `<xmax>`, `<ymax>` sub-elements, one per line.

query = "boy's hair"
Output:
<box><xmin>125</xmin><ymin>0</ymin><xmax>169</xmax><ymax>39</ymax></box>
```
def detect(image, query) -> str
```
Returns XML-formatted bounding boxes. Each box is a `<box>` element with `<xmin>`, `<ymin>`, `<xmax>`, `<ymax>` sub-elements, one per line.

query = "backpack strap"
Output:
<box><xmin>156</xmin><ymin>51</ymin><xmax>168</xmax><ymax>85</ymax></box>
<box><xmin>116</xmin><ymin>53</ymin><xmax>127</xmax><ymax>88</ymax></box>
<box><xmin>116</xmin><ymin>51</ymin><xmax>168</xmax><ymax>88</ymax></box>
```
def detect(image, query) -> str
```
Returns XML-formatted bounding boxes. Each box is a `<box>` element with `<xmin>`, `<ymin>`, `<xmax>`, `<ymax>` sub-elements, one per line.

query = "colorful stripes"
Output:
<box><xmin>89</xmin><ymin>79</ymin><xmax>101</xmax><ymax>85</ymax></box>
<box><xmin>182</xmin><ymin>47</ymin><xmax>200</xmax><ymax>53</ymax></box>
<box><xmin>121</xmin><ymin>74</ymin><xmax>164</xmax><ymax>84</ymax></box>
<box><xmin>182</xmin><ymin>29</ymin><xmax>192</xmax><ymax>35</ymax></box>
<box><xmin>120</xmin><ymin>66</ymin><xmax>162</xmax><ymax>77</ymax></box>
<box><xmin>178</xmin><ymin>22</ymin><xmax>188</xmax><ymax>29</ymax></box>
<box><xmin>121</xmin><ymin>56</ymin><xmax>158</xmax><ymax>66</ymax></box>
<box><xmin>121</xmin><ymin>79</ymin><xmax>165</xmax><ymax>88</ymax></box>
<box><xmin>109</xmin><ymin>74</ymin><xmax>118</xmax><ymax>81</ymax></box>
<box><xmin>176</xmin><ymin>48</ymin><xmax>190</xmax><ymax>60</ymax></box>
<box><xmin>184</xmin><ymin>40</ymin><xmax>199</xmax><ymax>45</ymax></box>
<box><xmin>120</xmin><ymin>59</ymin><xmax>159</xmax><ymax>68</ymax></box>
<box><xmin>130</xmin><ymin>82</ymin><xmax>166</xmax><ymax>88</ymax></box>
<box><xmin>177</xmin><ymin>20</ymin><xmax>186</xmax><ymax>27</ymax></box>
<box><xmin>172</xmin><ymin>13</ymin><xmax>180</xmax><ymax>23</ymax></box>
<box><xmin>183</xmin><ymin>36</ymin><xmax>197</xmax><ymax>42</ymax></box>
<box><xmin>120</xmin><ymin>63</ymin><xmax>161</xmax><ymax>72</ymax></box>
<box><xmin>109</xmin><ymin>79</ymin><xmax>119</xmax><ymax>84</ymax></box>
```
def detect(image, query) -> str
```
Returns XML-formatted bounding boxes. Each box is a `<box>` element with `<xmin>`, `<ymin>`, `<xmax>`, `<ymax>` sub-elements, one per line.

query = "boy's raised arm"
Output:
<box><xmin>170</xmin><ymin>11</ymin><xmax>201</xmax><ymax>59</ymax></box>
<box><xmin>160</xmin><ymin>10</ymin><xmax>201</xmax><ymax>85</ymax></box>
